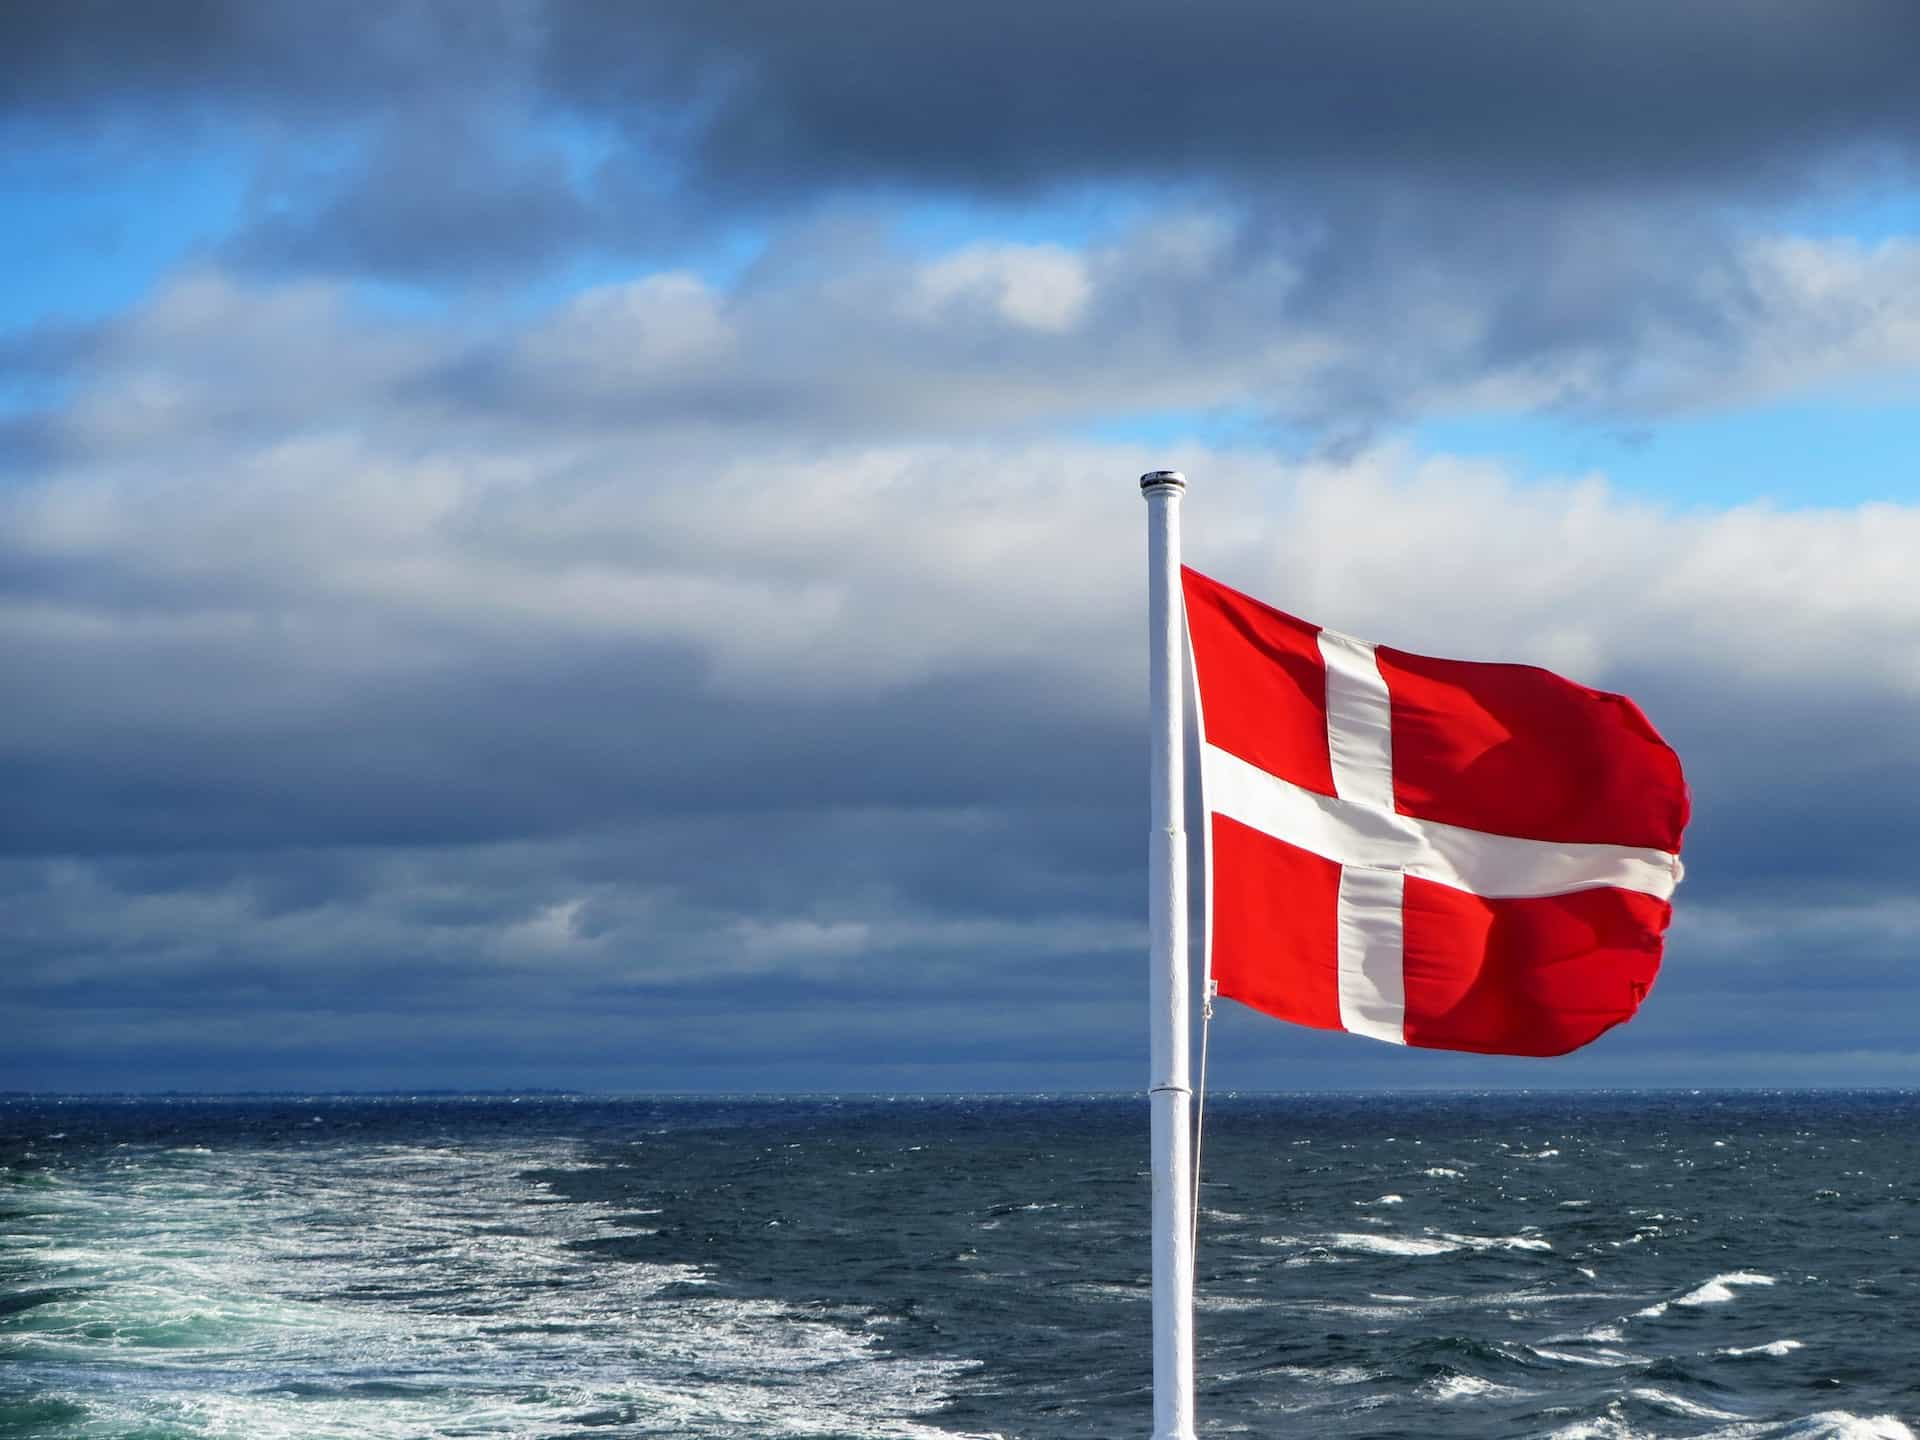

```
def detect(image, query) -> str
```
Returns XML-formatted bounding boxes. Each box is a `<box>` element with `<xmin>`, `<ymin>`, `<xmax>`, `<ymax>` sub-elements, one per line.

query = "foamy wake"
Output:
<box><xmin>3</xmin><ymin>1141</ymin><xmax>991</xmax><ymax>1440</ymax></box>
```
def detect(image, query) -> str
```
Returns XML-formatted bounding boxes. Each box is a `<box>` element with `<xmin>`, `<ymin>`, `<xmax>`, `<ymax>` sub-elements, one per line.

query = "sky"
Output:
<box><xmin>4</xmin><ymin>1</ymin><xmax>1919</xmax><ymax>1094</ymax></box>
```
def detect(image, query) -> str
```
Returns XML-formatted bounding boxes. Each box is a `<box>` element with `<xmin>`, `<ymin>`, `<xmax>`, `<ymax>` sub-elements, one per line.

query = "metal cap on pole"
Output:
<box><xmin>1141</xmin><ymin>469</ymin><xmax>1195</xmax><ymax>1440</ymax></box>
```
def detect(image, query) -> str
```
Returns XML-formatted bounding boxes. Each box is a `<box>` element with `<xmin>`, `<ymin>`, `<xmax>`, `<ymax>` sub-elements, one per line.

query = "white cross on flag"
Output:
<box><xmin>1183</xmin><ymin>567</ymin><xmax>1690</xmax><ymax>1056</ymax></box>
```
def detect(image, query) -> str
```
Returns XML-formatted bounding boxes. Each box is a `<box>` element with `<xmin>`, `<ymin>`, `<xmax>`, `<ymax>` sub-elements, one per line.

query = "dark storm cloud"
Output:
<box><xmin>231</xmin><ymin>106</ymin><xmax>603</xmax><ymax>282</ymax></box>
<box><xmin>0</xmin><ymin>817</ymin><xmax>1147</xmax><ymax>1092</ymax></box>
<box><xmin>555</xmin><ymin>0</ymin><xmax>1920</xmax><ymax>201</ymax></box>
<box><xmin>8</xmin><ymin>1</ymin><xmax>1920</xmax><ymax>284</ymax></box>
<box><xmin>0</xmin><ymin>646</ymin><xmax>1135</xmax><ymax>856</ymax></box>
<box><xmin>0</xmin><ymin>0</ymin><xmax>531</xmax><ymax>119</ymax></box>
<box><xmin>14</xmin><ymin>0</ymin><xmax>1919</xmax><ymax>192</ymax></box>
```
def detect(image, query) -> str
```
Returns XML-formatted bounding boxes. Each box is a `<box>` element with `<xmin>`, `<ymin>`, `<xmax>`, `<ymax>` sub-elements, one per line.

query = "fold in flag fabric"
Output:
<box><xmin>1183</xmin><ymin>567</ymin><xmax>1690</xmax><ymax>1057</ymax></box>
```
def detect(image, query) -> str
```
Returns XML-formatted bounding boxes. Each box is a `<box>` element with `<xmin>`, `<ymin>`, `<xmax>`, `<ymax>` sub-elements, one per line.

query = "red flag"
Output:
<box><xmin>1182</xmin><ymin>567</ymin><xmax>1689</xmax><ymax>1057</ymax></box>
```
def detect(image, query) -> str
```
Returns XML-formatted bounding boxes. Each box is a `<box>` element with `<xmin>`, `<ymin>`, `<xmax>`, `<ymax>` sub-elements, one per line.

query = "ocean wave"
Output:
<box><xmin>1550</xmin><ymin>1404</ymin><xmax>1915</xmax><ymax>1440</ymax></box>
<box><xmin>1327</xmin><ymin>1232</ymin><xmax>1462</xmax><ymax>1257</ymax></box>
<box><xmin>1424</xmin><ymin>1372</ymin><xmax>1530</xmax><ymax>1401</ymax></box>
<box><xmin>1770</xmin><ymin>1414</ymin><xmax>1916</xmax><ymax>1440</ymax></box>
<box><xmin>1266</xmin><ymin>1363</ymin><xmax>1376</xmax><ymax>1386</ymax></box>
<box><xmin>1547</xmin><ymin>1417</ymin><xmax>1638</xmax><ymax>1440</ymax></box>
<box><xmin>1323</xmin><ymin>1230</ymin><xmax>1553</xmax><ymax>1258</ymax></box>
<box><xmin>1677</xmin><ymin>1272</ymin><xmax>1778</xmax><ymax>1307</ymax></box>
<box><xmin>1528</xmin><ymin>1343</ymin><xmax>1642</xmax><ymax>1367</ymax></box>
<box><xmin>1629</xmin><ymin>1386</ymin><xmax>1748</xmax><ymax>1421</ymax></box>
<box><xmin>1633</xmin><ymin>1270</ymin><xmax>1777</xmax><ymax>1318</ymax></box>
<box><xmin>1719</xmin><ymin>1339</ymin><xmax>1804</xmax><ymax>1358</ymax></box>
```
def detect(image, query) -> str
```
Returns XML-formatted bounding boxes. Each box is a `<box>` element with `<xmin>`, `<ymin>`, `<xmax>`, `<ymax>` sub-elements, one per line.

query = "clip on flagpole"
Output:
<box><xmin>1141</xmin><ymin>469</ymin><xmax>1197</xmax><ymax>1440</ymax></box>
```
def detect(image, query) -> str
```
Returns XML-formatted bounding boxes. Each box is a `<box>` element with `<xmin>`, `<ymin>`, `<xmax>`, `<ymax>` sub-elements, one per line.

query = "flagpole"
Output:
<box><xmin>1141</xmin><ymin>469</ymin><xmax>1196</xmax><ymax>1440</ymax></box>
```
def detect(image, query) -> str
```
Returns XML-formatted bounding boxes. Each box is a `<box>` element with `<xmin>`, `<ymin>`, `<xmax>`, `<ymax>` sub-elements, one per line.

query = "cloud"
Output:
<box><xmin>3</xmin><ymin>266</ymin><xmax>1918</xmax><ymax>1086</ymax></box>
<box><xmin>545</xmin><ymin>2</ymin><xmax>1920</xmax><ymax>204</ymax></box>
<box><xmin>7</xmin><ymin>6</ymin><xmax>1918</xmax><ymax>1091</ymax></box>
<box><xmin>907</xmin><ymin>244</ymin><xmax>1094</xmax><ymax>334</ymax></box>
<box><xmin>337</xmin><ymin>214</ymin><xmax>1918</xmax><ymax>442</ymax></box>
<box><xmin>233</xmin><ymin>104</ymin><xmax>605</xmax><ymax>282</ymax></box>
<box><xmin>0</xmin><ymin>0</ymin><xmax>533</xmax><ymax>122</ymax></box>
<box><xmin>11</xmin><ymin>1</ymin><xmax>1920</xmax><ymax>301</ymax></box>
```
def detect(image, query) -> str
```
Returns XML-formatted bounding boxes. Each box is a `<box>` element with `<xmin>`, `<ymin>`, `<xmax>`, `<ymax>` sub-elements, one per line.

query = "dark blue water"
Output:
<box><xmin>2</xmin><ymin>1093</ymin><xmax>1914</xmax><ymax>1438</ymax></box>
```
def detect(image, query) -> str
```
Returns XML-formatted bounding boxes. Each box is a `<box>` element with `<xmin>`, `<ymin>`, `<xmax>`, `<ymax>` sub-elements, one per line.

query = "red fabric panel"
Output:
<box><xmin>1181</xmin><ymin>567</ymin><xmax>1335</xmax><ymax>797</ymax></box>
<box><xmin>1210</xmin><ymin>816</ymin><xmax>1343</xmax><ymax>1032</ymax></box>
<box><xmin>1400</xmin><ymin>877</ymin><xmax>1669</xmax><ymax>1055</ymax></box>
<box><xmin>1377</xmin><ymin>645</ymin><xmax>1688</xmax><ymax>851</ymax></box>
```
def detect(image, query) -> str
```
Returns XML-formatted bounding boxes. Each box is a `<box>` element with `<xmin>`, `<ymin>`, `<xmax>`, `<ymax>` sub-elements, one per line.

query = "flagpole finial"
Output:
<box><xmin>1140</xmin><ymin>469</ymin><xmax>1187</xmax><ymax>493</ymax></box>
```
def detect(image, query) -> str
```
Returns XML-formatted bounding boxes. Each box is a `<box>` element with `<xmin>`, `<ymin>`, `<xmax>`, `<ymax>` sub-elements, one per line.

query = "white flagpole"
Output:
<box><xmin>1141</xmin><ymin>469</ymin><xmax>1196</xmax><ymax>1440</ymax></box>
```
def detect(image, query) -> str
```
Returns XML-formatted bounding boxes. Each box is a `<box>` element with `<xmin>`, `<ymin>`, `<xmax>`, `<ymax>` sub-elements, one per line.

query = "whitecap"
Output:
<box><xmin>1719</xmin><ymin>1339</ymin><xmax>1804</xmax><ymax>1358</ymax></box>
<box><xmin>1326</xmin><ymin>1232</ymin><xmax>1461</xmax><ymax>1257</ymax></box>
<box><xmin>1268</xmin><ymin>1364</ymin><xmax>1375</xmax><ymax>1386</ymax></box>
<box><xmin>1529</xmin><ymin>1345</ymin><xmax>1640</xmax><ymax>1368</ymax></box>
<box><xmin>1424</xmin><ymin>1167</ymin><xmax>1464</xmax><ymax>1178</ymax></box>
<box><xmin>1628</xmin><ymin>1386</ymin><xmax>1747</xmax><ymax>1421</ymax></box>
<box><xmin>1774</xmin><ymin>1413</ymin><xmax>1917</xmax><ymax>1440</ymax></box>
<box><xmin>1426</xmin><ymin>1373</ymin><xmax>1528</xmax><ymax>1401</ymax></box>
<box><xmin>1440</xmin><ymin>1231</ymin><xmax>1553</xmax><ymax>1252</ymax></box>
<box><xmin>1676</xmin><ymin>1271</ymin><xmax>1776</xmax><ymax>1307</ymax></box>
<box><xmin>1547</xmin><ymin>1418</ymin><xmax>1637</xmax><ymax>1440</ymax></box>
<box><xmin>1357</xmin><ymin>1194</ymin><xmax>1404</xmax><ymax>1206</ymax></box>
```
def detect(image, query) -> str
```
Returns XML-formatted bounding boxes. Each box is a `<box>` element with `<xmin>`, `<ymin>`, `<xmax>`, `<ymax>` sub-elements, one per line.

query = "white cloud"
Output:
<box><xmin>11</xmin><ymin>276</ymin><xmax>1920</xmax><ymax>718</ymax></box>
<box><xmin>908</xmin><ymin>242</ymin><xmax>1093</xmax><ymax>332</ymax></box>
<box><xmin>523</xmin><ymin>271</ymin><xmax>736</xmax><ymax>388</ymax></box>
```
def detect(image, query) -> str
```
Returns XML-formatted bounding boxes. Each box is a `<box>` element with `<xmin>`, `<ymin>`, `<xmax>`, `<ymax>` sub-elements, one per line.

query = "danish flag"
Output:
<box><xmin>1183</xmin><ymin>567</ymin><xmax>1689</xmax><ymax>1056</ymax></box>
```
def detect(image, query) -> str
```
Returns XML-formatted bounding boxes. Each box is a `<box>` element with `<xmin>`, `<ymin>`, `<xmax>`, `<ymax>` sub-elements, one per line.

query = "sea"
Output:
<box><xmin>1</xmin><ymin>1092</ymin><xmax>1913</xmax><ymax>1440</ymax></box>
